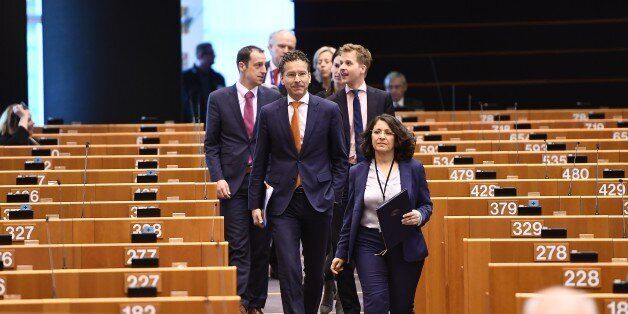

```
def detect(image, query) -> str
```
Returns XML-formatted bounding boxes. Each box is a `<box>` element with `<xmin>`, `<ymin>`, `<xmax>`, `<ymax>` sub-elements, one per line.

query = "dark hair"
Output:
<box><xmin>279</xmin><ymin>50</ymin><xmax>310</xmax><ymax>75</ymax></box>
<box><xmin>236</xmin><ymin>45</ymin><xmax>264</xmax><ymax>68</ymax></box>
<box><xmin>360</xmin><ymin>114</ymin><xmax>416</xmax><ymax>162</ymax></box>
<box><xmin>324</xmin><ymin>48</ymin><xmax>343</xmax><ymax>97</ymax></box>
<box><xmin>196</xmin><ymin>43</ymin><xmax>214</xmax><ymax>57</ymax></box>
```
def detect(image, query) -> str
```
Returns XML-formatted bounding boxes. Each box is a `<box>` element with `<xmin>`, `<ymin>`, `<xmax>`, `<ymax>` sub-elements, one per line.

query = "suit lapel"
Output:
<box><xmin>228</xmin><ymin>85</ymin><xmax>248</xmax><ymax>140</ymax></box>
<box><xmin>399</xmin><ymin>160</ymin><xmax>414</xmax><ymax>204</ymax></box>
<box><xmin>276</xmin><ymin>99</ymin><xmax>298</xmax><ymax>156</ymax></box>
<box><xmin>300</xmin><ymin>96</ymin><xmax>319</xmax><ymax>156</ymax></box>
<box><xmin>366</xmin><ymin>86</ymin><xmax>378</xmax><ymax>123</ymax></box>
<box><xmin>354</xmin><ymin>162</ymin><xmax>369</xmax><ymax>216</ymax></box>
<box><xmin>333</xmin><ymin>90</ymin><xmax>351</xmax><ymax>146</ymax></box>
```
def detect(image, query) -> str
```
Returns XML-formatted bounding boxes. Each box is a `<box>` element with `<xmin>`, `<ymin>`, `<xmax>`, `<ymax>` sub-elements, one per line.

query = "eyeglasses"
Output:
<box><xmin>284</xmin><ymin>72</ymin><xmax>309</xmax><ymax>80</ymax></box>
<box><xmin>372</xmin><ymin>129</ymin><xmax>395</xmax><ymax>137</ymax></box>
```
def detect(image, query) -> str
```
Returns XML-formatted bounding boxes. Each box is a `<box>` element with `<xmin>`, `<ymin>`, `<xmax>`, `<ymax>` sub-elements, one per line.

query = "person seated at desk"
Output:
<box><xmin>384</xmin><ymin>71</ymin><xmax>424</xmax><ymax>111</ymax></box>
<box><xmin>331</xmin><ymin>113</ymin><xmax>432</xmax><ymax>313</ymax></box>
<box><xmin>0</xmin><ymin>103</ymin><xmax>38</xmax><ymax>145</ymax></box>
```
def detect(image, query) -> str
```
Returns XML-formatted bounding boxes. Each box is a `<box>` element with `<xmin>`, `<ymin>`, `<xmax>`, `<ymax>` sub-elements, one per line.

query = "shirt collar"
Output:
<box><xmin>287</xmin><ymin>92</ymin><xmax>310</xmax><ymax>106</ymax></box>
<box><xmin>236</xmin><ymin>81</ymin><xmax>258</xmax><ymax>98</ymax></box>
<box><xmin>397</xmin><ymin>97</ymin><xmax>405</xmax><ymax>107</ymax></box>
<box><xmin>269</xmin><ymin>60</ymin><xmax>278</xmax><ymax>71</ymax></box>
<box><xmin>345</xmin><ymin>81</ymin><xmax>367</xmax><ymax>94</ymax></box>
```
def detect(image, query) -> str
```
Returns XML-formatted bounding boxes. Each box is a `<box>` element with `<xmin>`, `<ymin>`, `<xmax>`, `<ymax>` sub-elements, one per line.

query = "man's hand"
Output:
<box><xmin>252</xmin><ymin>208</ymin><xmax>264</xmax><ymax>228</ymax></box>
<box><xmin>216</xmin><ymin>179</ymin><xmax>231</xmax><ymax>199</ymax></box>
<box><xmin>330</xmin><ymin>258</ymin><xmax>345</xmax><ymax>275</ymax></box>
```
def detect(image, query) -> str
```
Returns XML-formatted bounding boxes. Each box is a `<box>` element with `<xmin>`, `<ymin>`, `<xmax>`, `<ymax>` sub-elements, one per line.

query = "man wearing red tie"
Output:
<box><xmin>264</xmin><ymin>29</ymin><xmax>296</xmax><ymax>95</ymax></box>
<box><xmin>205</xmin><ymin>46</ymin><xmax>282</xmax><ymax>314</ymax></box>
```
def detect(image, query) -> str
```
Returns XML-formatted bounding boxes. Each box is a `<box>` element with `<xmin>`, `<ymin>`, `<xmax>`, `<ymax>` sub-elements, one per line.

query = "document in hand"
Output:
<box><xmin>262</xmin><ymin>185</ymin><xmax>273</xmax><ymax>227</ymax></box>
<box><xmin>376</xmin><ymin>189</ymin><xmax>413</xmax><ymax>251</ymax></box>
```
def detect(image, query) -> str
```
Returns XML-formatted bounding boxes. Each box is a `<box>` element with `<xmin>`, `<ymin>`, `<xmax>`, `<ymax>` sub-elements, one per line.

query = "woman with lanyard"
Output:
<box><xmin>331</xmin><ymin>114</ymin><xmax>433</xmax><ymax>313</ymax></box>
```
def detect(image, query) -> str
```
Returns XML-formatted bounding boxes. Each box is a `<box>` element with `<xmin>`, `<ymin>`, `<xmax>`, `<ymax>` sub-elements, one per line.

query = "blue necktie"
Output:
<box><xmin>352</xmin><ymin>89</ymin><xmax>365</xmax><ymax>162</ymax></box>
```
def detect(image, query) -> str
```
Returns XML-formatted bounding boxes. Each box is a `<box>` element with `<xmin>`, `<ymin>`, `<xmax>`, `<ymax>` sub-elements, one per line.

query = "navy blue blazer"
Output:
<box><xmin>204</xmin><ymin>84</ymin><xmax>282</xmax><ymax>193</ymax></box>
<box><xmin>327</xmin><ymin>86</ymin><xmax>395</xmax><ymax>155</ymax></box>
<box><xmin>335</xmin><ymin>158</ymin><xmax>433</xmax><ymax>263</ymax></box>
<box><xmin>248</xmin><ymin>94</ymin><xmax>349</xmax><ymax>216</ymax></box>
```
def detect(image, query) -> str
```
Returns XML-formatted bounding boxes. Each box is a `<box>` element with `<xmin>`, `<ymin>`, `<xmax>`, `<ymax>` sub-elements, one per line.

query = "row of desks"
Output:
<box><xmin>0</xmin><ymin>163</ymin><xmax>624</xmax><ymax>184</ymax></box>
<box><xmin>2</xmin><ymin>137</ymin><xmax>625</xmax><ymax>156</ymax></box>
<box><xmin>0</xmin><ymin>149</ymin><xmax>626</xmax><ymax>170</ymax></box>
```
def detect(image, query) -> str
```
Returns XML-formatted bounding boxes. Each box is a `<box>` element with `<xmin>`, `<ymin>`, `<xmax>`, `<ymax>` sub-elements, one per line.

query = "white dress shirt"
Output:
<box><xmin>394</xmin><ymin>97</ymin><xmax>405</xmax><ymax>108</ymax></box>
<box><xmin>361</xmin><ymin>160</ymin><xmax>401</xmax><ymax>229</ymax></box>
<box><xmin>345</xmin><ymin>82</ymin><xmax>368</xmax><ymax>161</ymax></box>
<box><xmin>235</xmin><ymin>81</ymin><xmax>258</xmax><ymax>119</ymax></box>
<box><xmin>287</xmin><ymin>92</ymin><xmax>309</xmax><ymax>146</ymax></box>
<box><xmin>264</xmin><ymin>60</ymin><xmax>281</xmax><ymax>87</ymax></box>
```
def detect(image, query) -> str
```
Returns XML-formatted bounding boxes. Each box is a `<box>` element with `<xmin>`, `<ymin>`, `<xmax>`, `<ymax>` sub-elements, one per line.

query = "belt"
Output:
<box><xmin>294</xmin><ymin>186</ymin><xmax>305</xmax><ymax>194</ymax></box>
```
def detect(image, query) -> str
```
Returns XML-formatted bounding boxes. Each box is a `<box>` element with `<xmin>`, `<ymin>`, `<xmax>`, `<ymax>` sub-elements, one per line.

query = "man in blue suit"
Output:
<box><xmin>249</xmin><ymin>50</ymin><xmax>348</xmax><ymax>314</ymax></box>
<box><xmin>205</xmin><ymin>45</ymin><xmax>282</xmax><ymax>314</ymax></box>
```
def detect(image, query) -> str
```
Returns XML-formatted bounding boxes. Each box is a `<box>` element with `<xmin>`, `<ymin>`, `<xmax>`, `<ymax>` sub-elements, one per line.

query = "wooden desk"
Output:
<box><xmin>490</xmin><ymin>263</ymin><xmax>627</xmax><ymax>313</ymax></box>
<box><xmin>0</xmin><ymin>200</ymin><xmax>219</xmax><ymax>219</ymax></box>
<box><xmin>440</xmin><ymin>216</ymin><xmax>627</xmax><ymax>314</ymax></box>
<box><xmin>464</xmin><ymin>238</ymin><xmax>628</xmax><ymax>314</ymax></box>
<box><xmin>0</xmin><ymin>242</ymin><xmax>228</xmax><ymax>270</ymax></box>
<box><xmin>0</xmin><ymin>296</ymin><xmax>240</xmax><ymax>313</ymax></box>
<box><xmin>515</xmin><ymin>293</ymin><xmax>628</xmax><ymax>314</ymax></box>
<box><xmin>0</xmin><ymin>266</ymin><xmax>236</xmax><ymax>299</ymax></box>
<box><xmin>0</xmin><ymin>216</ymin><xmax>224</xmax><ymax>244</ymax></box>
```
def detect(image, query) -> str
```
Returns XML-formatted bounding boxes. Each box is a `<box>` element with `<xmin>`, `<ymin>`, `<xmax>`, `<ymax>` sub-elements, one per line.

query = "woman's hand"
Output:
<box><xmin>330</xmin><ymin>258</ymin><xmax>345</xmax><ymax>275</ymax></box>
<box><xmin>12</xmin><ymin>104</ymin><xmax>30</xmax><ymax>119</ymax></box>
<box><xmin>402</xmin><ymin>209</ymin><xmax>422</xmax><ymax>226</ymax></box>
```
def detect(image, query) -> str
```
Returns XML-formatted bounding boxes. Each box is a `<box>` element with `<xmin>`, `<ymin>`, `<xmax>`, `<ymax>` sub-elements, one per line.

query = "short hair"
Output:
<box><xmin>523</xmin><ymin>286</ymin><xmax>597</xmax><ymax>314</ymax></box>
<box><xmin>195</xmin><ymin>43</ymin><xmax>214</xmax><ymax>57</ymax></box>
<box><xmin>384</xmin><ymin>71</ymin><xmax>407</xmax><ymax>86</ymax></box>
<box><xmin>278</xmin><ymin>50</ymin><xmax>310</xmax><ymax>75</ymax></box>
<box><xmin>361</xmin><ymin>114</ymin><xmax>416</xmax><ymax>162</ymax></box>
<box><xmin>313</xmin><ymin>46</ymin><xmax>337</xmax><ymax>83</ymax></box>
<box><xmin>339</xmin><ymin>43</ymin><xmax>373</xmax><ymax>70</ymax></box>
<box><xmin>268</xmin><ymin>29</ymin><xmax>296</xmax><ymax>46</ymax></box>
<box><xmin>236</xmin><ymin>45</ymin><xmax>264</xmax><ymax>69</ymax></box>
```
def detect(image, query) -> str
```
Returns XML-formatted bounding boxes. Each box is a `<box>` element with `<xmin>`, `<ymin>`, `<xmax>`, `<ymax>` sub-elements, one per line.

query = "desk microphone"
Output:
<box><xmin>543</xmin><ymin>139</ymin><xmax>549</xmax><ymax>179</ymax></box>
<box><xmin>594</xmin><ymin>144</ymin><xmax>600</xmax><ymax>215</ymax></box>
<box><xmin>45</xmin><ymin>216</ymin><xmax>58</xmax><ymax>298</ymax></box>
<box><xmin>56</xmin><ymin>180</ymin><xmax>67</xmax><ymax>269</ymax></box>
<box><xmin>567</xmin><ymin>141</ymin><xmax>580</xmax><ymax>196</ymax></box>
<box><xmin>620</xmin><ymin>179</ymin><xmax>626</xmax><ymax>238</ymax></box>
<box><xmin>514</xmin><ymin>102</ymin><xmax>522</xmax><ymax>164</ymax></box>
<box><xmin>81</xmin><ymin>142</ymin><xmax>90</xmax><ymax>218</ymax></box>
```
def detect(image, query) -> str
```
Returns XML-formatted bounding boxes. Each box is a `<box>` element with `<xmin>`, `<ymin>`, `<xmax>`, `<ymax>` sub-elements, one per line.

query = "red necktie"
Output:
<box><xmin>272</xmin><ymin>69</ymin><xmax>280</xmax><ymax>86</ymax></box>
<box><xmin>244</xmin><ymin>91</ymin><xmax>254</xmax><ymax>163</ymax></box>
<box><xmin>243</xmin><ymin>91</ymin><xmax>254</xmax><ymax>138</ymax></box>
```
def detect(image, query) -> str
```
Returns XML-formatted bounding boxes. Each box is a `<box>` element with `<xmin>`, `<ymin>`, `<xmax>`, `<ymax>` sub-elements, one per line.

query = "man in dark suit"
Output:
<box><xmin>384</xmin><ymin>71</ymin><xmax>424</xmax><ymax>111</ymax></box>
<box><xmin>326</xmin><ymin>43</ymin><xmax>394</xmax><ymax>314</ymax></box>
<box><xmin>182</xmin><ymin>42</ymin><xmax>226</xmax><ymax>124</ymax></box>
<box><xmin>263</xmin><ymin>30</ymin><xmax>296</xmax><ymax>96</ymax></box>
<box><xmin>205</xmin><ymin>45</ymin><xmax>282</xmax><ymax>314</ymax></box>
<box><xmin>249</xmin><ymin>50</ymin><xmax>348</xmax><ymax>314</ymax></box>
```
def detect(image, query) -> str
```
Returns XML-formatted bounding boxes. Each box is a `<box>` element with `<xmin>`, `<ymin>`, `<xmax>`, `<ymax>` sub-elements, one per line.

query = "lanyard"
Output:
<box><xmin>374</xmin><ymin>157</ymin><xmax>395</xmax><ymax>202</ymax></box>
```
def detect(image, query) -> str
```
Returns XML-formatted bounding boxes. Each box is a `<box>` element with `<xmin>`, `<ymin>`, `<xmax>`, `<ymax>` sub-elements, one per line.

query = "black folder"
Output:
<box><xmin>376</xmin><ymin>189</ymin><xmax>413</xmax><ymax>251</ymax></box>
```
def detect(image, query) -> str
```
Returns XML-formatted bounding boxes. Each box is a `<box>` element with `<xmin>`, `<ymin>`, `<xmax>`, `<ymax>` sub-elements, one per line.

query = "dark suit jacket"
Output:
<box><xmin>264</xmin><ymin>61</ymin><xmax>287</xmax><ymax>96</ymax></box>
<box><xmin>248</xmin><ymin>94</ymin><xmax>349</xmax><ymax>216</ymax></box>
<box><xmin>394</xmin><ymin>97</ymin><xmax>424</xmax><ymax>111</ymax></box>
<box><xmin>335</xmin><ymin>159</ymin><xmax>433</xmax><ymax>263</ymax></box>
<box><xmin>181</xmin><ymin>65</ymin><xmax>225</xmax><ymax>123</ymax></box>
<box><xmin>327</xmin><ymin>86</ymin><xmax>395</xmax><ymax>155</ymax></box>
<box><xmin>204</xmin><ymin>84</ymin><xmax>282</xmax><ymax>193</ymax></box>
